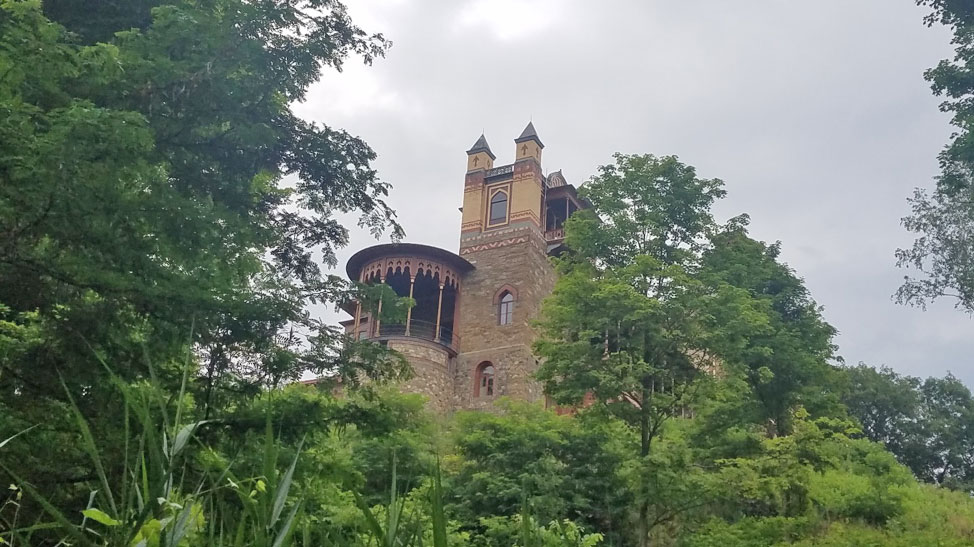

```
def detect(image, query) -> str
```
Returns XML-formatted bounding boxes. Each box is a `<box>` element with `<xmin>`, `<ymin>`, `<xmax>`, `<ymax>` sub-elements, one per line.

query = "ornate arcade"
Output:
<box><xmin>344</xmin><ymin>243</ymin><xmax>474</xmax><ymax>353</ymax></box>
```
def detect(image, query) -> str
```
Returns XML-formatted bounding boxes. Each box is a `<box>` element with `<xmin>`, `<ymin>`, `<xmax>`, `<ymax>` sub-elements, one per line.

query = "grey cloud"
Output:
<box><xmin>296</xmin><ymin>1</ymin><xmax>974</xmax><ymax>384</ymax></box>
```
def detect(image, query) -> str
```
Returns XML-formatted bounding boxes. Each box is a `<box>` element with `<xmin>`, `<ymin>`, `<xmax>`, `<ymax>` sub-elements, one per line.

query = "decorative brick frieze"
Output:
<box><xmin>459</xmin><ymin>236</ymin><xmax>529</xmax><ymax>255</ymax></box>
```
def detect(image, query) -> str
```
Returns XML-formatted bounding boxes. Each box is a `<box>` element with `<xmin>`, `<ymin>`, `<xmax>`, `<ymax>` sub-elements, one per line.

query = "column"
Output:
<box><xmin>375</xmin><ymin>272</ymin><xmax>384</xmax><ymax>337</ymax></box>
<box><xmin>405</xmin><ymin>275</ymin><xmax>416</xmax><ymax>336</ymax></box>
<box><xmin>353</xmin><ymin>270</ymin><xmax>364</xmax><ymax>339</ymax></box>
<box><xmin>353</xmin><ymin>301</ymin><xmax>362</xmax><ymax>340</ymax></box>
<box><xmin>434</xmin><ymin>283</ymin><xmax>444</xmax><ymax>342</ymax></box>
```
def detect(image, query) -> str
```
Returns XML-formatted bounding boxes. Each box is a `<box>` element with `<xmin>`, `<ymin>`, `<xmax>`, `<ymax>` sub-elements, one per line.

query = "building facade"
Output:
<box><xmin>342</xmin><ymin>124</ymin><xmax>585</xmax><ymax>412</ymax></box>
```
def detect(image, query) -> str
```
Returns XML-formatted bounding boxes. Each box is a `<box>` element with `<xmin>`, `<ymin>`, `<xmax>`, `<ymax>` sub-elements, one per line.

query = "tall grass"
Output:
<box><xmin>0</xmin><ymin>353</ymin><xmax>305</xmax><ymax>547</ymax></box>
<box><xmin>0</xmin><ymin>357</ymin><xmax>451</xmax><ymax>547</ymax></box>
<box><xmin>0</xmin><ymin>357</ymin><xmax>598</xmax><ymax>546</ymax></box>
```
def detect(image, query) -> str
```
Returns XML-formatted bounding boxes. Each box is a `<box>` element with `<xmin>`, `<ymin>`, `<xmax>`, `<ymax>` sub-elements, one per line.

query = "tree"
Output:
<box><xmin>842</xmin><ymin>364</ymin><xmax>974</xmax><ymax>490</ymax></box>
<box><xmin>700</xmin><ymin>219</ymin><xmax>840</xmax><ymax>435</ymax></box>
<box><xmin>913</xmin><ymin>374</ymin><xmax>974</xmax><ymax>488</ymax></box>
<box><xmin>0</xmin><ymin>0</ymin><xmax>403</xmax><ymax>520</ymax></box>
<box><xmin>534</xmin><ymin>154</ymin><xmax>768</xmax><ymax>546</ymax></box>
<box><xmin>448</xmin><ymin>401</ymin><xmax>631</xmax><ymax>546</ymax></box>
<box><xmin>897</xmin><ymin>1</ymin><xmax>974</xmax><ymax>313</ymax></box>
<box><xmin>842</xmin><ymin>364</ymin><xmax>922</xmax><ymax>460</ymax></box>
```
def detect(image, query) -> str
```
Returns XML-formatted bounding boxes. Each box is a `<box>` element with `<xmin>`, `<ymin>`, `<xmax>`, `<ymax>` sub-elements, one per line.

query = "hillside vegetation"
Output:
<box><xmin>2</xmin><ymin>0</ymin><xmax>974</xmax><ymax>545</ymax></box>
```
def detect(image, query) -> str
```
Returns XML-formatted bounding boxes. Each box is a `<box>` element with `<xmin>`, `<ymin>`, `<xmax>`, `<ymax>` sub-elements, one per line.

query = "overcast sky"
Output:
<box><xmin>292</xmin><ymin>0</ymin><xmax>974</xmax><ymax>385</ymax></box>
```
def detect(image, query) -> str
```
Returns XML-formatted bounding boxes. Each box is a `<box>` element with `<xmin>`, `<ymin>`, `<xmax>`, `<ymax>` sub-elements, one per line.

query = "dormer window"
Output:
<box><xmin>488</xmin><ymin>190</ymin><xmax>508</xmax><ymax>226</ymax></box>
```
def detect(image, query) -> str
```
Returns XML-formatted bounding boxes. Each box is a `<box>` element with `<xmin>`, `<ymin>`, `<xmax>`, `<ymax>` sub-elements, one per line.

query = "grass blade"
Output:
<box><xmin>354</xmin><ymin>492</ymin><xmax>386</xmax><ymax>543</ymax></box>
<box><xmin>0</xmin><ymin>462</ymin><xmax>95</xmax><ymax>547</ymax></box>
<box><xmin>271</xmin><ymin>501</ymin><xmax>301</xmax><ymax>547</ymax></box>
<box><xmin>171</xmin><ymin>421</ymin><xmax>211</xmax><ymax>460</ymax></box>
<box><xmin>59</xmin><ymin>374</ymin><xmax>117</xmax><ymax>516</ymax></box>
<box><xmin>271</xmin><ymin>438</ymin><xmax>303</xmax><ymax>529</ymax></box>
<box><xmin>430</xmin><ymin>459</ymin><xmax>448</xmax><ymax>547</ymax></box>
<box><xmin>166</xmin><ymin>499</ymin><xmax>198</xmax><ymax>546</ymax></box>
<box><xmin>0</xmin><ymin>425</ymin><xmax>37</xmax><ymax>449</ymax></box>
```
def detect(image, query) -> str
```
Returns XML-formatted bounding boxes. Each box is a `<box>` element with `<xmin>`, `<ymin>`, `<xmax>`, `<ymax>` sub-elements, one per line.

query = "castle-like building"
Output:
<box><xmin>341</xmin><ymin>123</ymin><xmax>586</xmax><ymax>412</ymax></box>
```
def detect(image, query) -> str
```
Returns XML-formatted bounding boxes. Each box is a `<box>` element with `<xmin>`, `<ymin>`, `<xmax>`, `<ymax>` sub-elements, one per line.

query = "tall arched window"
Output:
<box><xmin>475</xmin><ymin>362</ymin><xmax>495</xmax><ymax>397</ymax></box>
<box><xmin>488</xmin><ymin>190</ymin><xmax>508</xmax><ymax>226</ymax></box>
<box><xmin>498</xmin><ymin>291</ymin><xmax>514</xmax><ymax>325</ymax></box>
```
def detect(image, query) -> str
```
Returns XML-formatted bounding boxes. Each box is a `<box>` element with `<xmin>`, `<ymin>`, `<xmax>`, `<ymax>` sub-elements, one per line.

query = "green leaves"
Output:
<box><xmin>843</xmin><ymin>365</ymin><xmax>974</xmax><ymax>490</ymax></box>
<box><xmin>898</xmin><ymin>1</ymin><xmax>974</xmax><ymax>315</ymax></box>
<box><xmin>699</xmin><ymin>222</ymin><xmax>839</xmax><ymax>435</ymax></box>
<box><xmin>0</xmin><ymin>0</ymin><xmax>406</xmax><ymax>535</ymax></box>
<box><xmin>534</xmin><ymin>152</ymin><xmax>851</xmax><ymax>544</ymax></box>
<box><xmin>568</xmin><ymin>153</ymin><xmax>725</xmax><ymax>268</ymax></box>
<box><xmin>81</xmin><ymin>508</ymin><xmax>120</xmax><ymax>527</ymax></box>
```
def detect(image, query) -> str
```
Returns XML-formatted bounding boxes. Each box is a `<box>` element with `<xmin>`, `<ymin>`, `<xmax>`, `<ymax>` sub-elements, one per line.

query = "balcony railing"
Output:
<box><xmin>545</xmin><ymin>227</ymin><xmax>565</xmax><ymax>242</ymax></box>
<box><xmin>368</xmin><ymin>319</ymin><xmax>460</xmax><ymax>352</ymax></box>
<box><xmin>485</xmin><ymin>164</ymin><xmax>514</xmax><ymax>179</ymax></box>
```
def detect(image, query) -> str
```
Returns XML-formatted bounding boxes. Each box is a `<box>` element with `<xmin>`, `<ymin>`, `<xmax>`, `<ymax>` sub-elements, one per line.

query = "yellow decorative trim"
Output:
<box><xmin>510</xmin><ymin>210</ymin><xmax>541</xmax><ymax>226</ymax></box>
<box><xmin>484</xmin><ymin>183</ymin><xmax>512</xmax><ymax>230</ymax></box>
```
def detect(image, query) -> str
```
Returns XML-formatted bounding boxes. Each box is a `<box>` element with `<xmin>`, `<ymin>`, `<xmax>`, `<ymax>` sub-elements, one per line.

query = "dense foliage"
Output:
<box><xmin>842</xmin><ymin>364</ymin><xmax>974</xmax><ymax>491</ymax></box>
<box><xmin>6</xmin><ymin>375</ymin><xmax>974</xmax><ymax>546</ymax></box>
<box><xmin>2</xmin><ymin>0</ymin><xmax>974</xmax><ymax>546</ymax></box>
<box><xmin>0</xmin><ymin>0</ymin><xmax>408</xmax><ymax>520</ymax></box>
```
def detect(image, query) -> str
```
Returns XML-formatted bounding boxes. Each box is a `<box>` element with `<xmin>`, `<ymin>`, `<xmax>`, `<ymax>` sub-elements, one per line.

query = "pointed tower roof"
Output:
<box><xmin>466</xmin><ymin>134</ymin><xmax>496</xmax><ymax>160</ymax></box>
<box><xmin>514</xmin><ymin>121</ymin><xmax>544</xmax><ymax>148</ymax></box>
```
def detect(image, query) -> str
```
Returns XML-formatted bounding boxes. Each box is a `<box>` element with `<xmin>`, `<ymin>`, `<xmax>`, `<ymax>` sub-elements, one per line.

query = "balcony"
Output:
<box><xmin>485</xmin><ymin>164</ymin><xmax>514</xmax><ymax>180</ymax></box>
<box><xmin>367</xmin><ymin>319</ymin><xmax>460</xmax><ymax>354</ymax></box>
<box><xmin>545</xmin><ymin>227</ymin><xmax>565</xmax><ymax>243</ymax></box>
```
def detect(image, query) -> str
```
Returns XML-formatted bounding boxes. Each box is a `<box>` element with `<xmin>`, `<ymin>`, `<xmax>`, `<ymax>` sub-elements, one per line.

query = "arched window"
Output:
<box><xmin>488</xmin><ymin>190</ymin><xmax>508</xmax><ymax>226</ymax></box>
<box><xmin>498</xmin><ymin>291</ymin><xmax>514</xmax><ymax>325</ymax></box>
<box><xmin>476</xmin><ymin>362</ymin><xmax>495</xmax><ymax>397</ymax></box>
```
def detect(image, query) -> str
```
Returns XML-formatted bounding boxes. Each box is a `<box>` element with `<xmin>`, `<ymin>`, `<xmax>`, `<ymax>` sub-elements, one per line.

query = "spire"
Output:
<box><xmin>514</xmin><ymin>121</ymin><xmax>544</xmax><ymax>148</ymax></box>
<box><xmin>466</xmin><ymin>133</ymin><xmax>496</xmax><ymax>160</ymax></box>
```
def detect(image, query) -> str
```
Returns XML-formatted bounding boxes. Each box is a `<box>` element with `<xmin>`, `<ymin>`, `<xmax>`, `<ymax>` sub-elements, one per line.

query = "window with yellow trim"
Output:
<box><xmin>488</xmin><ymin>190</ymin><xmax>508</xmax><ymax>226</ymax></box>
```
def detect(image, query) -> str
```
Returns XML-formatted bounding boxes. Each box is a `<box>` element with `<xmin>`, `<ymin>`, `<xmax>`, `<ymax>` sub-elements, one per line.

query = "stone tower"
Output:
<box><xmin>453</xmin><ymin>123</ymin><xmax>556</xmax><ymax>409</ymax></box>
<box><xmin>340</xmin><ymin>123</ymin><xmax>586</xmax><ymax>412</ymax></box>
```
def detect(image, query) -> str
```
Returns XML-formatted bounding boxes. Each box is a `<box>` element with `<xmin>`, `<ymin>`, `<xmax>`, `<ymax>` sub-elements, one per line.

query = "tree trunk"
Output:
<box><xmin>203</xmin><ymin>345</ymin><xmax>222</xmax><ymax>421</ymax></box>
<box><xmin>639</xmin><ymin>379</ymin><xmax>651</xmax><ymax>547</ymax></box>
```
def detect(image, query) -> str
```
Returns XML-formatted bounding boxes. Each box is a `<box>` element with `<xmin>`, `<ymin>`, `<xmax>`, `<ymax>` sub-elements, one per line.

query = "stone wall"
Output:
<box><xmin>386</xmin><ymin>338</ymin><xmax>454</xmax><ymax>413</ymax></box>
<box><xmin>453</xmin><ymin>222</ymin><xmax>556</xmax><ymax>411</ymax></box>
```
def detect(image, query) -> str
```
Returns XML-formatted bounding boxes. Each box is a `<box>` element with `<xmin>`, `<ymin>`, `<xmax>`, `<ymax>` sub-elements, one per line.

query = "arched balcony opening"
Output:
<box><xmin>359</xmin><ymin>267</ymin><xmax>461</xmax><ymax>351</ymax></box>
<box><xmin>346</xmin><ymin>244</ymin><xmax>474</xmax><ymax>353</ymax></box>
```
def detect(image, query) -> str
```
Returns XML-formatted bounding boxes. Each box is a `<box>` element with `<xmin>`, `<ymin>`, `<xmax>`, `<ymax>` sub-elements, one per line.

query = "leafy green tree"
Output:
<box><xmin>897</xmin><ymin>1</ymin><xmax>974</xmax><ymax>313</ymax></box>
<box><xmin>842</xmin><ymin>364</ymin><xmax>974</xmax><ymax>490</ymax></box>
<box><xmin>700</xmin><ymin>219</ymin><xmax>840</xmax><ymax>435</ymax></box>
<box><xmin>912</xmin><ymin>374</ymin><xmax>974</xmax><ymax>488</ymax></box>
<box><xmin>560</xmin><ymin>154</ymin><xmax>725</xmax><ymax>269</ymax></box>
<box><xmin>0</xmin><ymin>0</ymin><xmax>404</xmax><ymax>524</ymax></box>
<box><xmin>534</xmin><ymin>154</ymin><xmax>770</xmax><ymax>546</ymax></box>
<box><xmin>842</xmin><ymin>365</ymin><xmax>923</xmax><ymax>464</ymax></box>
<box><xmin>448</xmin><ymin>401</ymin><xmax>631</xmax><ymax>546</ymax></box>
